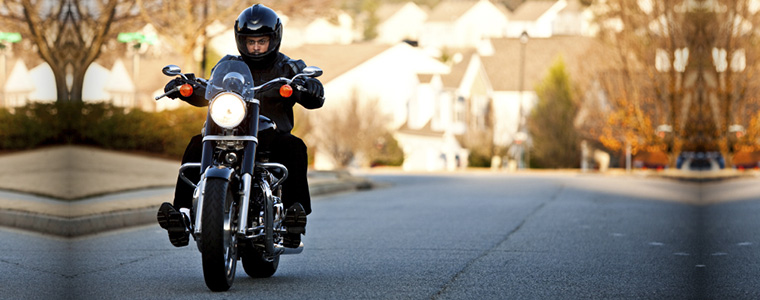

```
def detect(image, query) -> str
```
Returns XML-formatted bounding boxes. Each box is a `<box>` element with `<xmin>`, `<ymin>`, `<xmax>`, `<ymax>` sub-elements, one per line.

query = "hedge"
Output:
<box><xmin>0</xmin><ymin>102</ymin><xmax>206</xmax><ymax>159</ymax></box>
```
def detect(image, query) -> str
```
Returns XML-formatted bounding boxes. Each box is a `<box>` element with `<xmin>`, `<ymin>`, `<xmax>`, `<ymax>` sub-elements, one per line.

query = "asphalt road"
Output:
<box><xmin>2</xmin><ymin>173</ymin><xmax>760</xmax><ymax>299</ymax></box>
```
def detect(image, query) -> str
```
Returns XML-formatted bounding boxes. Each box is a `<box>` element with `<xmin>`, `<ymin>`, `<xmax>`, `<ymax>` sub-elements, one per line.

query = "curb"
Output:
<box><xmin>0</xmin><ymin>177</ymin><xmax>375</xmax><ymax>237</ymax></box>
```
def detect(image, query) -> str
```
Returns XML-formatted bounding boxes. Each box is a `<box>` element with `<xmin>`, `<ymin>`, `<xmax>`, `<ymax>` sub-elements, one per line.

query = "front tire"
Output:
<box><xmin>201</xmin><ymin>178</ymin><xmax>238</xmax><ymax>292</ymax></box>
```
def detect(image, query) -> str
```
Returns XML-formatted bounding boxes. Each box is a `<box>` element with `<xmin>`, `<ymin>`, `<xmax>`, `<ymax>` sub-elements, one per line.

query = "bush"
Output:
<box><xmin>0</xmin><ymin>102</ymin><xmax>206</xmax><ymax>159</ymax></box>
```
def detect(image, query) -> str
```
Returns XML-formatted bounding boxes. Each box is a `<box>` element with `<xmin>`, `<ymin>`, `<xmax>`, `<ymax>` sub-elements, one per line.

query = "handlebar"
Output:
<box><xmin>155</xmin><ymin>64</ymin><xmax>321</xmax><ymax>101</ymax></box>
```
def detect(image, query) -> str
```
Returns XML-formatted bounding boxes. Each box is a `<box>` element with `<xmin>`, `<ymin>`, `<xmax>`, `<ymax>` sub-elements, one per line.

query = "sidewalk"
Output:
<box><xmin>0</xmin><ymin>146</ymin><xmax>372</xmax><ymax>237</ymax></box>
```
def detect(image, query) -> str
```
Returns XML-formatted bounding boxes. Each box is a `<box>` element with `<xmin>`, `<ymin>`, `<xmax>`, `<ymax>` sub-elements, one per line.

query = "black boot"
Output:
<box><xmin>282</xmin><ymin>203</ymin><xmax>307</xmax><ymax>248</ymax></box>
<box><xmin>157</xmin><ymin>202</ymin><xmax>190</xmax><ymax>247</ymax></box>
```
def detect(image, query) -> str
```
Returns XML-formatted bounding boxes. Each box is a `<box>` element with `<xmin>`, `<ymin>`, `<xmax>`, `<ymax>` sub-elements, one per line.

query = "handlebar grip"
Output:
<box><xmin>154</xmin><ymin>86</ymin><xmax>181</xmax><ymax>100</ymax></box>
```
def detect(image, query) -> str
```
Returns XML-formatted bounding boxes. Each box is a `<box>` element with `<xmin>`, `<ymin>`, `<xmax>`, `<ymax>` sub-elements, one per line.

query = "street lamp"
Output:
<box><xmin>117</xmin><ymin>32</ymin><xmax>158</xmax><ymax>81</ymax></box>
<box><xmin>516</xmin><ymin>30</ymin><xmax>529</xmax><ymax>169</ymax></box>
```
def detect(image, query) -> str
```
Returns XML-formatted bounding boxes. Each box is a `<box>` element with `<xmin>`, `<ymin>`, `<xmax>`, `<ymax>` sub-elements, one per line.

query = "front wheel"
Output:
<box><xmin>200</xmin><ymin>178</ymin><xmax>238</xmax><ymax>292</ymax></box>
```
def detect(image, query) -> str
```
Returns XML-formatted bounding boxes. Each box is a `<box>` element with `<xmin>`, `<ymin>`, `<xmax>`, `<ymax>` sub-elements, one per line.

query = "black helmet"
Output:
<box><xmin>234</xmin><ymin>4</ymin><xmax>282</xmax><ymax>65</ymax></box>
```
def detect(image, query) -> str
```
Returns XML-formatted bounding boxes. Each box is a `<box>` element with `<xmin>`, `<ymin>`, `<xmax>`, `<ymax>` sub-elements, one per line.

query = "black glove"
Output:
<box><xmin>294</xmin><ymin>77</ymin><xmax>324</xmax><ymax>100</ymax></box>
<box><xmin>163</xmin><ymin>78</ymin><xmax>184</xmax><ymax>99</ymax></box>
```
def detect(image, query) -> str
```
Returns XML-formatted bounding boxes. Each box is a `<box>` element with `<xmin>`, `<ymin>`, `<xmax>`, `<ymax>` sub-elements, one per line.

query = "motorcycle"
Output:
<box><xmin>155</xmin><ymin>60</ymin><xmax>322</xmax><ymax>291</ymax></box>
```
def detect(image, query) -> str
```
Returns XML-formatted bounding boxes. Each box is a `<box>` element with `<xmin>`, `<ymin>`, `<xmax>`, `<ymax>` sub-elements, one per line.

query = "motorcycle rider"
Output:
<box><xmin>157</xmin><ymin>4</ymin><xmax>324</xmax><ymax>248</ymax></box>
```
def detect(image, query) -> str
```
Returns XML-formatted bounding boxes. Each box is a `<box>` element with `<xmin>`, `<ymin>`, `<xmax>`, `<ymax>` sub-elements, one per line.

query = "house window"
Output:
<box><xmin>455</xmin><ymin>96</ymin><xmax>465</xmax><ymax>123</ymax></box>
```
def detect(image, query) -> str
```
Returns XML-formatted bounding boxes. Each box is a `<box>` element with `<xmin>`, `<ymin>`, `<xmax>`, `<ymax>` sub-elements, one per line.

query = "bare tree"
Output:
<box><xmin>0</xmin><ymin>0</ymin><xmax>138</xmax><ymax>102</ymax></box>
<box><xmin>310</xmin><ymin>92</ymin><xmax>395</xmax><ymax>168</ymax></box>
<box><xmin>135</xmin><ymin>0</ymin><xmax>245</xmax><ymax>75</ymax></box>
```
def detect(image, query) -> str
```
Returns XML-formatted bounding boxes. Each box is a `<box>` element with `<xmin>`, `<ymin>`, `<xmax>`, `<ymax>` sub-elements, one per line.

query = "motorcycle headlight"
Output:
<box><xmin>209</xmin><ymin>93</ymin><xmax>246</xmax><ymax>129</ymax></box>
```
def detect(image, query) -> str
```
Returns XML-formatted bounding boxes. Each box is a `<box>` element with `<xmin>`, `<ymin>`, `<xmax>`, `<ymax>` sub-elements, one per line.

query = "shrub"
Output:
<box><xmin>0</xmin><ymin>102</ymin><xmax>206</xmax><ymax>159</ymax></box>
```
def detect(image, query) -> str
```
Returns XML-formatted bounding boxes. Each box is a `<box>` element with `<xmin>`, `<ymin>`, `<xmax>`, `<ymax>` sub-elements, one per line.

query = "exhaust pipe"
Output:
<box><xmin>275</xmin><ymin>242</ymin><xmax>304</xmax><ymax>255</ymax></box>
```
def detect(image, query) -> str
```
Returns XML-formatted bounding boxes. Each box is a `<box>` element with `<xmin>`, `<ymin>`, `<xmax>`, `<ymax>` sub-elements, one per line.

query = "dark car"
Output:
<box><xmin>677</xmin><ymin>151</ymin><xmax>725</xmax><ymax>171</ymax></box>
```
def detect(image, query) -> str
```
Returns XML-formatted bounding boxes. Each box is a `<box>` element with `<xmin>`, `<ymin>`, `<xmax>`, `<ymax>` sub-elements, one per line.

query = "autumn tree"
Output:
<box><xmin>704</xmin><ymin>0</ymin><xmax>760</xmax><ymax>164</ymax></box>
<box><xmin>528</xmin><ymin>58</ymin><xmax>581</xmax><ymax>168</ymax></box>
<box><xmin>591</xmin><ymin>0</ymin><xmax>760</xmax><ymax>166</ymax></box>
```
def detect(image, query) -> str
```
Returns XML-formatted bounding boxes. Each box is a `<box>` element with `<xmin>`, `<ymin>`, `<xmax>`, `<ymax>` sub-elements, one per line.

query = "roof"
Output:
<box><xmin>427</xmin><ymin>0</ymin><xmax>479</xmax><ymax>22</ymax></box>
<box><xmin>560</xmin><ymin>0</ymin><xmax>587</xmax><ymax>13</ymax></box>
<box><xmin>510</xmin><ymin>0</ymin><xmax>559</xmax><ymax>21</ymax></box>
<box><xmin>441</xmin><ymin>49</ymin><xmax>476</xmax><ymax>88</ymax></box>
<box><xmin>376</xmin><ymin>2</ymin><xmax>408</xmax><ymax>22</ymax></box>
<box><xmin>396</xmin><ymin>119</ymin><xmax>444</xmax><ymax>137</ymax></box>
<box><xmin>283</xmin><ymin>43</ymin><xmax>392</xmax><ymax>83</ymax></box>
<box><xmin>417</xmin><ymin>74</ymin><xmax>434</xmax><ymax>83</ymax></box>
<box><xmin>481</xmin><ymin>36</ymin><xmax>602</xmax><ymax>91</ymax></box>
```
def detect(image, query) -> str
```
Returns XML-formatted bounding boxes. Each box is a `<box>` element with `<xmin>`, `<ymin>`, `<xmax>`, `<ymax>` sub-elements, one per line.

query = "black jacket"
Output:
<box><xmin>179</xmin><ymin>53</ymin><xmax>324</xmax><ymax>133</ymax></box>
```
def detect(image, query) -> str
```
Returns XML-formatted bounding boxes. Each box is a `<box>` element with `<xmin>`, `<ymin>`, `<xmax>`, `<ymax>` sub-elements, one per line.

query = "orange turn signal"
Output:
<box><xmin>179</xmin><ymin>84</ymin><xmax>193</xmax><ymax>97</ymax></box>
<box><xmin>279</xmin><ymin>84</ymin><xmax>293</xmax><ymax>98</ymax></box>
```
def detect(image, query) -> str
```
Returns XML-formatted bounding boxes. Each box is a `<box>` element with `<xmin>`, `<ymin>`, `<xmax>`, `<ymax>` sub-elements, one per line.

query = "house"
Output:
<box><xmin>281</xmin><ymin>12</ymin><xmax>355</xmax><ymax>48</ymax></box>
<box><xmin>506</xmin><ymin>0</ymin><xmax>567</xmax><ymax>38</ymax></box>
<box><xmin>103</xmin><ymin>59</ymin><xmax>136</xmax><ymax>108</ymax></box>
<box><xmin>284</xmin><ymin>42</ymin><xmax>468</xmax><ymax>170</ymax></box>
<box><xmin>374</xmin><ymin>2</ymin><xmax>429</xmax><ymax>44</ymax></box>
<box><xmin>552</xmin><ymin>0</ymin><xmax>595</xmax><ymax>36</ymax></box>
<box><xmin>2</xmin><ymin>60</ymin><xmax>35</xmax><ymax>108</ymax></box>
<box><xmin>479</xmin><ymin>36</ymin><xmax>602</xmax><ymax>165</ymax></box>
<box><xmin>419</xmin><ymin>0</ymin><xmax>510</xmax><ymax>49</ymax></box>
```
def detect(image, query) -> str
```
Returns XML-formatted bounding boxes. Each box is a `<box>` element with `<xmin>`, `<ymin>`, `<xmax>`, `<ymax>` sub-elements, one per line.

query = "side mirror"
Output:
<box><xmin>303</xmin><ymin>66</ymin><xmax>323</xmax><ymax>78</ymax></box>
<box><xmin>162</xmin><ymin>65</ymin><xmax>182</xmax><ymax>76</ymax></box>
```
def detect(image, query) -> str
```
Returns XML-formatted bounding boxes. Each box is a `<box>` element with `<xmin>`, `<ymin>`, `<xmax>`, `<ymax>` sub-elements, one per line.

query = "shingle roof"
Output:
<box><xmin>376</xmin><ymin>2</ymin><xmax>408</xmax><ymax>22</ymax></box>
<box><xmin>427</xmin><ymin>0</ymin><xmax>479</xmax><ymax>22</ymax></box>
<box><xmin>481</xmin><ymin>36</ymin><xmax>603</xmax><ymax>92</ymax></box>
<box><xmin>510</xmin><ymin>0</ymin><xmax>559</xmax><ymax>21</ymax></box>
<box><xmin>441</xmin><ymin>48</ymin><xmax>476</xmax><ymax>88</ymax></box>
<box><xmin>282</xmin><ymin>43</ymin><xmax>392</xmax><ymax>83</ymax></box>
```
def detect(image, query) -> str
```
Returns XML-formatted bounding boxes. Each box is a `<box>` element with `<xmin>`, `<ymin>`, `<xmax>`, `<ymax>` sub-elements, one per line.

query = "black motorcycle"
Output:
<box><xmin>156</xmin><ymin>61</ymin><xmax>322</xmax><ymax>291</ymax></box>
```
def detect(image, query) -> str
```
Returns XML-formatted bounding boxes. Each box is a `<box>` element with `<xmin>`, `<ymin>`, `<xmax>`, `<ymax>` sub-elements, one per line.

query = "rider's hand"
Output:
<box><xmin>163</xmin><ymin>78</ymin><xmax>184</xmax><ymax>99</ymax></box>
<box><xmin>294</xmin><ymin>77</ymin><xmax>324</xmax><ymax>100</ymax></box>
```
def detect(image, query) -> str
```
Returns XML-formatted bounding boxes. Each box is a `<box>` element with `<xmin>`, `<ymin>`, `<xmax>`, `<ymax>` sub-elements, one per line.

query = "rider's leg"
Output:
<box><xmin>174</xmin><ymin>134</ymin><xmax>204</xmax><ymax>209</ymax></box>
<box><xmin>157</xmin><ymin>134</ymin><xmax>203</xmax><ymax>247</ymax></box>
<box><xmin>268</xmin><ymin>132</ymin><xmax>310</xmax><ymax>247</ymax></box>
<box><xmin>270</xmin><ymin>133</ymin><xmax>312</xmax><ymax>215</ymax></box>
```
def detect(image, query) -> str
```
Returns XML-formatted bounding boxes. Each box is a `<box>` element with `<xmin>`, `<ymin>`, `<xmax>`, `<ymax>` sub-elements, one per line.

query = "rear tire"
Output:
<box><xmin>242</xmin><ymin>248</ymin><xmax>279</xmax><ymax>278</ymax></box>
<box><xmin>201</xmin><ymin>178</ymin><xmax>237</xmax><ymax>292</ymax></box>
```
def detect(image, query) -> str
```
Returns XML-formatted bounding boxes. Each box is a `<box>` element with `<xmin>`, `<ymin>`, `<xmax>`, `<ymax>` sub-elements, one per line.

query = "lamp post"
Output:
<box><xmin>117</xmin><ymin>32</ymin><xmax>158</xmax><ymax>82</ymax></box>
<box><xmin>516</xmin><ymin>30</ymin><xmax>529</xmax><ymax>169</ymax></box>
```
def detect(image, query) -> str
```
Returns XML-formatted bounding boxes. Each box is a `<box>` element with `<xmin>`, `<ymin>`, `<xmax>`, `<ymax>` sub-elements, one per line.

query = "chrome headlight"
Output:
<box><xmin>209</xmin><ymin>92</ymin><xmax>246</xmax><ymax>129</ymax></box>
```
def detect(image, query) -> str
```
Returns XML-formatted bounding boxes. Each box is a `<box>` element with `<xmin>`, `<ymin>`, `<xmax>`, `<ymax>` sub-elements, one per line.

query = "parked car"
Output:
<box><xmin>676</xmin><ymin>151</ymin><xmax>724</xmax><ymax>171</ymax></box>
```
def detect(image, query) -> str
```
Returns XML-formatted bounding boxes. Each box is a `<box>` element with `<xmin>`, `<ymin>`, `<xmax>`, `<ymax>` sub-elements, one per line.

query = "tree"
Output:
<box><xmin>135</xmin><ymin>0</ymin><xmax>244</xmax><ymax>75</ymax></box>
<box><xmin>0</xmin><ymin>0</ymin><xmax>138</xmax><ymax>102</ymax></box>
<box><xmin>309</xmin><ymin>92</ymin><xmax>398</xmax><ymax>168</ymax></box>
<box><xmin>528</xmin><ymin>58</ymin><xmax>580</xmax><ymax>168</ymax></box>
<box><xmin>590</xmin><ymin>0</ymin><xmax>760</xmax><ymax>166</ymax></box>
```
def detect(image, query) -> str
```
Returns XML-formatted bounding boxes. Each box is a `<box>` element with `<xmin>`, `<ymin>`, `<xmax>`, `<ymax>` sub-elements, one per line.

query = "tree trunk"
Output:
<box><xmin>70</xmin><ymin>65</ymin><xmax>87</xmax><ymax>102</ymax></box>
